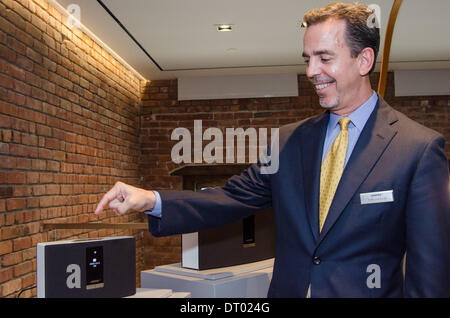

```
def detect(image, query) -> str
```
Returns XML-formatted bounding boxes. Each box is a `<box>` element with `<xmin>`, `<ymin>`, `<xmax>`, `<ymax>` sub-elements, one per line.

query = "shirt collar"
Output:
<box><xmin>328</xmin><ymin>90</ymin><xmax>378</xmax><ymax>131</ymax></box>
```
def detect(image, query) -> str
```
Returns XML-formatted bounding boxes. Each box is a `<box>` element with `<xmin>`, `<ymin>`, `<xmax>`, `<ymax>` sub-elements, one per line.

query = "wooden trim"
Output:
<box><xmin>42</xmin><ymin>222</ymin><xmax>148</xmax><ymax>230</ymax></box>
<box><xmin>169</xmin><ymin>164</ymin><xmax>250</xmax><ymax>176</ymax></box>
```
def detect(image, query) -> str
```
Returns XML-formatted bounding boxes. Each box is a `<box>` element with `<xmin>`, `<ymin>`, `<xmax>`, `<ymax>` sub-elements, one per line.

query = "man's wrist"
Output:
<box><xmin>144</xmin><ymin>190</ymin><xmax>156</xmax><ymax>211</ymax></box>
<box><xmin>144</xmin><ymin>191</ymin><xmax>162</xmax><ymax>218</ymax></box>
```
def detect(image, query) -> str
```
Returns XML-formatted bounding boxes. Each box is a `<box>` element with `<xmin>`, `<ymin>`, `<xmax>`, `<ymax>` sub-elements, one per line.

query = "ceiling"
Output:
<box><xmin>53</xmin><ymin>0</ymin><xmax>450</xmax><ymax>80</ymax></box>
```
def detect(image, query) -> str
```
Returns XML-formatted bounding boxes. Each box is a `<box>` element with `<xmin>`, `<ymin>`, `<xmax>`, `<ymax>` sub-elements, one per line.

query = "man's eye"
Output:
<box><xmin>321</xmin><ymin>58</ymin><xmax>330</xmax><ymax>63</ymax></box>
<box><xmin>304</xmin><ymin>60</ymin><xmax>310</xmax><ymax>64</ymax></box>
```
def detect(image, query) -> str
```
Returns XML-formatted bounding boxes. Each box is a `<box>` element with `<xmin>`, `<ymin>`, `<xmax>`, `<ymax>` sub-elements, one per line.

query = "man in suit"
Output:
<box><xmin>94</xmin><ymin>2</ymin><xmax>449</xmax><ymax>297</ymax></box>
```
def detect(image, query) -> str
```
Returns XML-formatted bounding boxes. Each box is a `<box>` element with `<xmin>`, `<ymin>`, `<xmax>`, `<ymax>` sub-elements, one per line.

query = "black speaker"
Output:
<box><xmin>37</xmin><ymin>236</ymin><xmax>135</xmax><ymax>298</ymax></box>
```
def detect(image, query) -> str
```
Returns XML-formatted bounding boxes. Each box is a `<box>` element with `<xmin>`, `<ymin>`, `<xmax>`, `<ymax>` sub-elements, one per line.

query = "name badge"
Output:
<box><xmin>360</xmin><ymin>190</ymin><xmax>394</xmax><ymax>205</ymax></box>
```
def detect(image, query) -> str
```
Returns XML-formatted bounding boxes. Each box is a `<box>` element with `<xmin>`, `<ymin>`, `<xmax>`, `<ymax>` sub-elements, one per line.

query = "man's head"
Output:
<box><xmin>302</xmin><ymin>2</ymin><xmax>380</xmax><ymax>115</ymax></box>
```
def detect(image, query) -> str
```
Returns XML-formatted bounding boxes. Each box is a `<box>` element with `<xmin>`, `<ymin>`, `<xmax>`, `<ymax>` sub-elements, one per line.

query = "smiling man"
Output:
<box><xmin>95</xmin><ymin>2</ymin><xmax>449</xmax><ymax>297</ymax></box>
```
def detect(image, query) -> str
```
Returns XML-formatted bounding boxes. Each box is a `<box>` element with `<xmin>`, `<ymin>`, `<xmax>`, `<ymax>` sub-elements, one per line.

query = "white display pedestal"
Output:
<box><xmin>140</xmin><ymin>259</ymin><xmax>273</xmax><ymax>298</ymax></box>
<box><xmin>126</xmin><ymin>288</ymin><xmax>191</xmax><ymax>298</ymax></box>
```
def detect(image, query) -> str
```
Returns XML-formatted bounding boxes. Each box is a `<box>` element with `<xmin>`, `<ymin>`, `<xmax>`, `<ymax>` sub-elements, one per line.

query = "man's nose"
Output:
<box><xmin>306</xmin><ymin>59</ymin><xmax>321</xmax><ymax>81</ymax></box>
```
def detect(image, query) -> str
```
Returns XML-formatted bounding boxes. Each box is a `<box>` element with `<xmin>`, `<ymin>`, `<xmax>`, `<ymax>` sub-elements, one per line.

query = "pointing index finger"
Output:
<box><xmin>95</xmin><ymin>185</ymin><xmax>122</xmax><ymax>215</ymax></box>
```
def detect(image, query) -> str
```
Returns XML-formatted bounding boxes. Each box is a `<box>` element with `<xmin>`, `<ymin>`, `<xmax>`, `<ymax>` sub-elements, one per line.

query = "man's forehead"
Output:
<box><xmin>304</xmin><ymin>18</ymin><xmax>347</xmax><ymax>34</ymax></box>
<box><xmin>303</xmin><ymin>19</ymin><xmax>347</xmax><ymax>53</ymax></box>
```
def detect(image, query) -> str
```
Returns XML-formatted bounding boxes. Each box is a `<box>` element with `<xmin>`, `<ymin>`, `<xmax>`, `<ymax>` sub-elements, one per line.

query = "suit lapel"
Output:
<box><xmin>318</xmin><ymin>98</ymin><xmax>399</xmax><ymax>244</ymax></box>
<box><xmin>301</xmin><ymin>111</ymin><xmax>329</xmax><ymax>242</ymax></box>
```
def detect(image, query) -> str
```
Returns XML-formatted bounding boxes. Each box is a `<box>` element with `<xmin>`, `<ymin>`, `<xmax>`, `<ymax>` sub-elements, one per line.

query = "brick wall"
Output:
<box><xmin>139</xmin><ymin>73</ymin><xmax>449</xmax><ymax>269</ymax></box>
<box><xmin>0</xmin><ymin>0</ymin><xmax>146</xmax><ymax>297</ymax></box>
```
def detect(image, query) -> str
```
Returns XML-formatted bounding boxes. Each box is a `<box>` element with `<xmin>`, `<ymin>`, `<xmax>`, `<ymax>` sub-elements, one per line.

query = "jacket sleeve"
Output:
<box><xmin>147</xmin><ymin>161</ymin><xmax>272</xmax><ymax>237</ymax></box>
<box><xmin>404</xmin><ymin>134</ymin><xmax>450</xmax><ymax>297</ymax></box>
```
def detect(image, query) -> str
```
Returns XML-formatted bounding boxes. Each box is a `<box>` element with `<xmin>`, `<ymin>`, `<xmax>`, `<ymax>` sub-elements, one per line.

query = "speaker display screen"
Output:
<box><xmin>85</xmin><ymin>246</ymin><xmax>104</xmax><ymax>289</ymax></box>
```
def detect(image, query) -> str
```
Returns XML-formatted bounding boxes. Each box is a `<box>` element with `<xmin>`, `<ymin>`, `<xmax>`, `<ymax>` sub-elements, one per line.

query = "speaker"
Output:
<box><xmin>182</xmin><ymin>208</ymin><xmax>275</xmax><ymax>270</ymax></box>
<box><xmin>37</xmin><ymin>236</ymin><xmax>136</xmax><ymax>298</ymax></box>
<box><xmin>171</xmin><ymin>164</ymin><xmax>276</xmax><ymax>270</ymax></box>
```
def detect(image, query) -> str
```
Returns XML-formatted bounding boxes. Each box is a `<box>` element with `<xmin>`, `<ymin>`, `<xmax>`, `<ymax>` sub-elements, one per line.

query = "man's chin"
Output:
<box><xmin>319</xmin><ymin>99</ymin><xmax>339</xmax><ymax>109</ymax></box>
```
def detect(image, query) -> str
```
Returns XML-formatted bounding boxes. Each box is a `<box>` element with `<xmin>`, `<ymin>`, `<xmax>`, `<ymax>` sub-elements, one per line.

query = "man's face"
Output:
<box><xmin>303</xmin><ymin>19</ymin><xmax>362</xmax><ymax>114</ymax></box>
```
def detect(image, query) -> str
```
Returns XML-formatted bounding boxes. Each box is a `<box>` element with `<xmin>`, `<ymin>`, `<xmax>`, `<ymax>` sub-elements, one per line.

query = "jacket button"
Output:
<box><xmin>313</xmin><ymin>257</ymin><xmax>321</xmax><ymax>265</ymax></box>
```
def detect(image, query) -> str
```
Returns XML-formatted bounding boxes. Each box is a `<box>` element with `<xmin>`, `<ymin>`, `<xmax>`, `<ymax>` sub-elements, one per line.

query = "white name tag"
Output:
<box><xmin>360</xmin><ymin>190</ymin><xmax>394</xmax><ymax>205</ymax></box>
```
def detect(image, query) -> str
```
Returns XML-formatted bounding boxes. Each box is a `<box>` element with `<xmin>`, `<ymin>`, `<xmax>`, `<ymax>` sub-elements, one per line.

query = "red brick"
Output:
<box><xmin>25</xmin><ymin>70</ymin><xmax>41</xmax><ymax>88</ymax></box>
<box><xmin>8</xmin><ymin>92</ymin><xmax>26</xmax><ymax>108</ymax></box>
<box><xmin>0</xmin><ymin>114</ymin><xmax>11</xmax><ymax>128</ymax></box>
<box><xmin>39</xmin><ymin>196</ymin><xmax>54</xmax><ymax>208</ymax></box>
<box><xmin>26</xmin><ymin>197</ymin><xmax>39</xmax><ymax>209</ymax></box>
<box><xmin>16</xmin><ymin>157</ymin><xmax>32</xmax><ymax>169</ymax></box>
<box><xmin>46</xmin><ymin>160</ymin><xmax>60</xmax><ymax>172</ymax></box>
<box><xmin>7</xmin><ymin>35</ymin><xmax>26</xmax><ymax>55</ymax></box>
<box><xmin>30</xmin><ymin>14</ymin><xmax>46</xmax><ymax>33</ymax></box>
<box><xmin>15</xmin><ymin>28</ymin><xmax>34</xmax><ymax>47</ymax></box>
<box><xmin>12</xmin><ymin>1</ymin><xmax>31</xmax><ymax>22</ymax></box>
<box><xmin>6</xmin><ymin>171</ymin><xmax>25</xmax><ymax>184</ymax></box>
<box><xmin>38</xmin><ymin>173</ymin><xmax>53</xmax><ymax>183</ymax></box>
<box><xmin>31</xmin><ymin>159</ymin><xmax>45</xmax><ymax>170</ymax></box>
<box><xmin>0</xmin><ymin>240</ymin><xmax>13</xmax><ymax>256</ymax></box>
<box><xmin>0</xmin><ymin>16</ymin><xmax>16</xmax><ymax>36</ymax></box>
<box><xmin>21</xmin><ymin>272</ymin><xmax>36</xmax><ymax>290</ymax></box>
<box><xmin>0</xmin><ymin>29</ymin><xmax>5</xmax><ymax>45</ymax></box>
<box><xmin>13</xmin><ymin>78</ymin><xmax>32</xmax><ymax>95</ymax></box>
<box><xmin>13</xmin><ymin>260</ymin><xmax>33</xmax><ymax>277</ymax></box>
<box><xmin>26</xmin><ymin>172</ymin><xmax>39</xmax><ymax>183</ymax></box>
<box><xmin>0</xmin><ymin>268</ymin><xmax>13</xmax><ymax>283</ymax></box>
<box><xmin>1</xmin><ymin>224</ymin><xmax>25</xmax><ymax>240</ymax></box>
<box><xmin>32</xmin><ymin>185</ymin><xmax>45</xmax><ymax>196</ymax></box>
<box><xmin>45</xmin><ymin>184</ymin><xmax>60</xmax><ymax>195</ymax></box>
<box><xmin>31</xmin><ymin>86</ymin><xmax>47</xmax><ymax>101</ymax></box>
<box><xmin>1</xmin><ymin>130</ymin><xmax>12</xmax><ymax>143</ymax></box>
<box><xmin>6</xmin><ymin>64</ymin><xmax>25</xmax><ymax>81</ymax></box>
<box><xmin>6</xmin><ymin>198</ymin><xmax>25</xmax><ymax>211</ymax></box>
<box><xmin>1</xmin><ymin>278</ymin><xmax>21</xmax><ymax>296</ymax></box>
<box><xmin>13</xmin><ymin>236</ymin><xmax>31</xmax><ymax>251</ymax></box>
<box><xmin>9</xmin><ymin>144</ymin><xmax>37</xmax><ymax>158</ymax></box>
<box><xmin>0</xmin><ymin>73</ymin><xmax>14</xmax><ymax>89</ymax></box>
<box><xmin>0</xmin><ymin>142</ymin><xmax>8</xmax><ymax>154</ymax></box>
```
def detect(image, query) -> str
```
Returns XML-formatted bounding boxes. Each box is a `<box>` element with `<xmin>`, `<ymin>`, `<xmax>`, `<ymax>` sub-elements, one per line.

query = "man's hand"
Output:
<box><xmin>94</xmin><ymin>181</ymin><xmax>156</xmax><ymax>215</ymax></box>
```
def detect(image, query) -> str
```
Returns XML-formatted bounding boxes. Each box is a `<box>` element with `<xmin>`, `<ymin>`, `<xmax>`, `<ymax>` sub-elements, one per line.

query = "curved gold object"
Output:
<box><xmin>377</xmin><ymin>0</ymin><xmax>403</xmax><ymax>98</ymax></box>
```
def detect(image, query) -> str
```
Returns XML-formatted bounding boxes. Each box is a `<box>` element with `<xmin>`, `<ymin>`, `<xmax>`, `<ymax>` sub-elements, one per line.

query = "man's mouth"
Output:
<box><xmin>314</xmin><ymin>80</ymin><xmax>335</xmax><ymax>91</ymax></box>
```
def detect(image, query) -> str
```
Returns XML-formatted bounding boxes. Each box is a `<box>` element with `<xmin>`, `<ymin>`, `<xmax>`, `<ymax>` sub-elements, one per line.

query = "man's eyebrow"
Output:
<box><xmin>302</xmin><ymin>50</ymin><xmax>335</xmax><ymax>58</ymax></box>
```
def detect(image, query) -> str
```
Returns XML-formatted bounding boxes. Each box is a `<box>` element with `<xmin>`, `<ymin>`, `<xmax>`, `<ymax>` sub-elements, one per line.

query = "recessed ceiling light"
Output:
<box><xmin>217</xmin><ymin>24</ymin><xmax>233</xmax><ymax>32</ymax></box>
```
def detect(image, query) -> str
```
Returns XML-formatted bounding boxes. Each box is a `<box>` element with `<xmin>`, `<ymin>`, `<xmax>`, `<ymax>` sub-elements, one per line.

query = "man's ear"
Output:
<box><xmin>358</xmin><ymin>47</ymin><xmax>375</xmax><ymax>76</ymax></box>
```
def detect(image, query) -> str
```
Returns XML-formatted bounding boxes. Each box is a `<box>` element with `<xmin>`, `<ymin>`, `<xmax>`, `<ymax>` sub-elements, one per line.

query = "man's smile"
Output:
<box><xmin>314</xmin><ymin>80</ymin><xmax>335</xmax><ymax>92</ymax></box>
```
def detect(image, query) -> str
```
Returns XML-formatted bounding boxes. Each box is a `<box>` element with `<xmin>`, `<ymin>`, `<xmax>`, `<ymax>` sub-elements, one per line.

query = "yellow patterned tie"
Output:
<box><xmin>319</xmin><ymin>117</ymin><xmax>351</xmax><ymax>232</ymax></box>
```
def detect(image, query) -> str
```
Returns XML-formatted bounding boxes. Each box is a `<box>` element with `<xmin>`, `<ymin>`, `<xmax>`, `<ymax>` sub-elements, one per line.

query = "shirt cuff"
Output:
<box><xmin>144</xmin><ymin>191</ymin><xmax>162</xmax><ymax>218</ymax></box>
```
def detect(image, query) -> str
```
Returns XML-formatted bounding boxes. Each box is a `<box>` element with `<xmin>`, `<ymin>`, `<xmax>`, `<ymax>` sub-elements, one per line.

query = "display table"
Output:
<box><xmin>140</xmin><ymin>259</ymin><xmax>273</xmax><ymax>298</ymax></box>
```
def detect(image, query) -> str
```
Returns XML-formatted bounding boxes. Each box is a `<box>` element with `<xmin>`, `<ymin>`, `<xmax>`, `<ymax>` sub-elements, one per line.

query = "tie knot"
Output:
<box><xmin>339</xmin><ymin>117</ymin><xmax>351</xmax><ymax>131</ymax></box>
